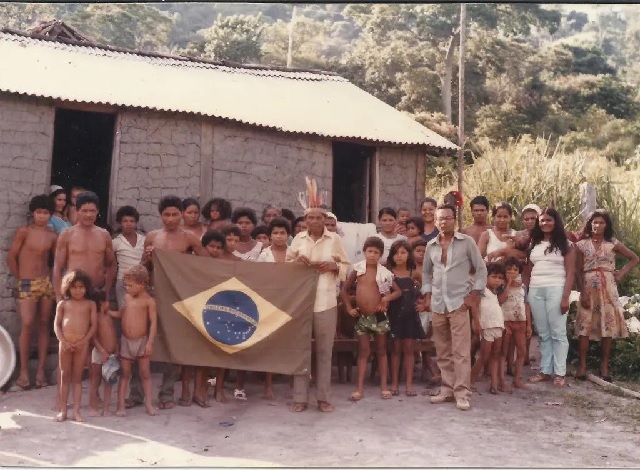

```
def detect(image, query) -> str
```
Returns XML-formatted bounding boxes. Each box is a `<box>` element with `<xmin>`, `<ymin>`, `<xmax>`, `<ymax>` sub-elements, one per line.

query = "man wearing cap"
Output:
<box><xmin>286</xmin><ymin>206</ymin><xmax>351</xmax><ymax>412</ymax></box>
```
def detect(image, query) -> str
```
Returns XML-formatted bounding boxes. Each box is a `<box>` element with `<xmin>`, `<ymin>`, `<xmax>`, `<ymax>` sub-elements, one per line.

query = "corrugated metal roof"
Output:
<box><xmin>0</xmin><ymin>31</ymin><xmax>458</xmax><ymax>150</ymax></box>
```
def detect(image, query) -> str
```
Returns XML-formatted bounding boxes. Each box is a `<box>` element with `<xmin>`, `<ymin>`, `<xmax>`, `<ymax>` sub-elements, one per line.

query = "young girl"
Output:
<box><xmin>54</xmin><ymin>270</ymin><xmax>97</xmax><ymax>422</ymax></box>
<box><xmin>374</xmin><ymin>207</ymin><xmax>406</xmax><ymax>264</ymax></box>
<box><xmin>478</xmin><ymin>202</ymin><xmax>516</xmax><ymax>262</ymax></box>
<box><xmin>386</xmin><ymin>240</ymin><xmax>424</xmax><ymax>396</ymax></box>
<box><xmin>405</xmin><ymin>217</ymin><xmax>426</xmax><ymax>246</ymax></box>
<box><xmin>231</xmin><ymin>207</ymin><xmax>263</xmax><ymax>261</ymax></box>
<box><xmin>203</xmin><ymin>197</ymin><xmax>233</xmax><ymax>231</ymax></box>
<box><xmin>470</xmin><ymin>263</ymin><xmax>507</xmax><ymax>394</ymax></box>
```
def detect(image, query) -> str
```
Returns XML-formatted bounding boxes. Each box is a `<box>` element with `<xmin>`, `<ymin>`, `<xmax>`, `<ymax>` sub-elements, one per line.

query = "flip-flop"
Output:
<box><xmin>15</xmin><ymin>378</ymin><xmax>31</xmax><ymax>391</ymax></box>
<box><xmin>528</xmin><ymin>373</ymin><xmax>551</xmax><ymax>383</ymax></box>
<box><xmin>289</xmin><ymin>402</ymin><xmax>308</xmax><ymax>412</ymax></box>
<box><xmin>553</xmin><ymin>376</ymin><xmax>566</xmax><ymax>387</ymax></box>
<box><xmin>406</xmin><ymin>390</ymin><xmax>417</xmax><ymax>397</ymax></box>
<box><xmin>381</xmin><ymin>390</ymin><xmax>393</xmax><ymax>400</ymax></box>
<box><xmin>390</xmin><ymin>389</ymin><xmax>400</xmax><ymax>396</ymax></box>
<box><xmin>317</xmin><ymin>401</ymin><xmax>335</xmax><ymax>412</ymax></box>
<box><xmin>349</xmin><ymin>391</ymin><xmax>364</xmax><ymax>402</ymax></box>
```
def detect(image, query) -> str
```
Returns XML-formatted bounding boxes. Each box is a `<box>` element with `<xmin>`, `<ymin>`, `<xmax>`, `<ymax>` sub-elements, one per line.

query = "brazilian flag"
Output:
<box><xmin>151</xmin><ymin>249</ymin><xmax>318</xmax><ymax>375</ymax></box>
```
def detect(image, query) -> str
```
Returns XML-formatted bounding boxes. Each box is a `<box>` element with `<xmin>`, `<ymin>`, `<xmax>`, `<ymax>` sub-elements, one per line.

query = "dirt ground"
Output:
<box><xmin>1</xmin><ymin>354</ymin><xmax>640</xmax><ymax>467</ymax></box>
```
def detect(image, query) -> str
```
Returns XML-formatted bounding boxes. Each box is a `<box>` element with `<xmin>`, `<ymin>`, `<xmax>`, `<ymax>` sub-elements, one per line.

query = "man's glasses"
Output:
<box><xmin>436</xmin><ymin>216</ymin><xmax>455</xmax><ymax>221</ymax></box>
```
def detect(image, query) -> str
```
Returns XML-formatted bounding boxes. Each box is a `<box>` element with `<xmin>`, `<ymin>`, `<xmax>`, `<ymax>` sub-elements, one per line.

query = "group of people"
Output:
<box><xmin>6</xmin><ymin>184</ymin><xmax>638</xmax><ymax>420</ymax></box>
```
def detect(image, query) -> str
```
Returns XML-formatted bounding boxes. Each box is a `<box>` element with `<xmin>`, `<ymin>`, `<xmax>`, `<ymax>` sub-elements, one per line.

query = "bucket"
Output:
<box><xmin>0</xmin><ymin>325</ymin><xmax>16</xmax><ymax>389</ymax></box>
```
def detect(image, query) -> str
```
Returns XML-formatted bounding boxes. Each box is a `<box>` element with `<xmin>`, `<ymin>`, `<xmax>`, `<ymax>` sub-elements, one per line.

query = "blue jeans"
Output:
<box><xmin>528</xmin><ymin>285</ymin><xmax>568</xmax><ymax>376</ymax></box>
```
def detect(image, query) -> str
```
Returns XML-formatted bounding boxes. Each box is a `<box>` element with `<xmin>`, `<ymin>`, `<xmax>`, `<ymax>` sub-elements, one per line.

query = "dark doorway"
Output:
<box><xmin>332</xmin><ymin>142</ymin><xmax>375</xmax><ymax>223</ymax></box>
<box><xmin>50</xmin><ymin>109</ymin><xmax>115</xmax><ymax>228</ymax></box>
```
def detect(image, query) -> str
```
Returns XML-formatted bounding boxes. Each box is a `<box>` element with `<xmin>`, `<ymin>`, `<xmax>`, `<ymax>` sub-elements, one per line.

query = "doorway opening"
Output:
<box><xmin>331</xmin><ymin>142</ymin><xmax>376</xmax><ymax>223</ymax></box>
<box><xmin>50</xmin><ymin>108</ymin><xmax>116</xmax><ymax>229</ymax></box>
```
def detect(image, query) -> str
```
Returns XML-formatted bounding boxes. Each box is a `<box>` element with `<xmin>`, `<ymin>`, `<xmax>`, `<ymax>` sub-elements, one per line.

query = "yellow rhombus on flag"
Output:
<box><xmin>172</xmin><ymin>277</ymin><xmax>292</xmax><ymax>354</ymax></box>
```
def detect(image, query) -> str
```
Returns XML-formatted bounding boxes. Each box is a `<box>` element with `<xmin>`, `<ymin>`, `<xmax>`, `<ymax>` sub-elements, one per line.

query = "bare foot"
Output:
<box><xmin>72</xmin><ymin>411</ymin><xmax>84</xmax><ymax>422</ymax></box>
<box><xmin>498</xmin><ymin>384</ymin><xmax>513</xmax><ymax>394</ymax></box>
<box><xmin>146</xmin><ymin>406</ymin><xmax>158</xmax><ymax>416</ymax></box>
<box><xmin>100</xmin><ymin>409</ymin><xmax>112</xmax><ymax>417</ymax></box>
<box><xmin>55</xmin><ymin>412</ymin><xmax>67</xmax><ymax>422</ymax></box>
<box><xmin>215</xmin><ymin>392</ymin><xmax>229</xmax><ymax>403</ymax></box>
<box><xmin>88</xmin><ymin>408</ymin><xmax>100</xmax><ymax>417</ymax></box>
<box><xmin>513</xmin><ymin>380</ymin><xmax>527</xmax><ymax>389</ymax></box>
<box><xmin>115</xmin><ymin>410</ymin><xmax>127</xmax><ymax>417</ymax></box>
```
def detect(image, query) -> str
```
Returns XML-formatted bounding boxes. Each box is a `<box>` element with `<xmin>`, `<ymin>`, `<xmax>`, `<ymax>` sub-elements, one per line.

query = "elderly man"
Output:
<box><xmin>287</xmin><ymin>206</ymin><xmax>350</xmax><ymax>412</ymax></box>
<box><xmin>422</xmin><ymin>204</ymin><xmax>487</xmax><ymax>412</ymax></box>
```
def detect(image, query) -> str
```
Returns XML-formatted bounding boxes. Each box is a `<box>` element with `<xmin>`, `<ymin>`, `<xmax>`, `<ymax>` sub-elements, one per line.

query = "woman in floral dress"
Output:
<box><xmin>575</xmin><ymin>210</ymin><xmax>639</xmax><ymax>382</ymax></box>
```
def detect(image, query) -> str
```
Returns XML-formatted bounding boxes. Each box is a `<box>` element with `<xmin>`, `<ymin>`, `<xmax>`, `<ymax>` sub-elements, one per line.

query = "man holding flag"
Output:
<box><xmin>287</xmin><ymin>178</ymin><xmax>351</xmax><ymax>413</ymax></box>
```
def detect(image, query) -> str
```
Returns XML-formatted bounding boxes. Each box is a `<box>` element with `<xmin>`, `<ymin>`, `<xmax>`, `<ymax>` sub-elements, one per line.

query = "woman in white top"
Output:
<box><xmin>374</xmin><ymin>207</ymin><xmax>406</xmax><ymax>264</ymax></box>
<box><xmin>526</xmin><ymin>208</ymin><xmax>575</xmax><ymax>387</ymax></box>
<box><xmin>479</xmin><ymin>202</ymin><xmax>517</xmax><ymax>262</ymax></box>
<box><xmin>230</xmin><ymin>207</ymin><xmax>263</xmax><ymax>261</ymax></box>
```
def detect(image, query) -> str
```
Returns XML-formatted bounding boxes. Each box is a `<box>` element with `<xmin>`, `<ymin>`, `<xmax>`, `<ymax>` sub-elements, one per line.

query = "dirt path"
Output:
<box><xmin>1</xmin><ymin>370</ymin><xmax>639</xmax><ymax>467</ymax></box>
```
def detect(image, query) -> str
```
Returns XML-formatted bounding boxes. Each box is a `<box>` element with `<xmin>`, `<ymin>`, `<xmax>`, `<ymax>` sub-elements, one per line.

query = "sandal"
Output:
<box><xmin>381</xmin><ymin>390</ymin><xmax>393</xmax><ymax>400</ymax></box>
<box><xmin>553</xmin><ymin>376</ymin><xmax>566</xmax><ymax>387</ymax></box>
<box><xmin>158</xmin><ymin>400</ymin><xmax>174</xmax><ymax>410</ymax></box>
<box><xmin>349</xmin><ymin>391</ymin><xmax>364</xmax><ymax>402</ymax></box>
<box><xmin>234</xmin><ymin>389</ymin><xmax>247</xmax><ymax>401</ymax></box>
<box><xmin>289</xmin><ymin>402</ymin><xmax>308</xmax><ymax>412</ymax></box>
<box><xmin>528</xmin><ymin>373</ymin><xmax>551</xmax><ymax>383</ymax></box>
<box><xmin>405</xmin><ymin>390</ymin><xmax>417</xmax><ymax>397</ymax></box>
<box><xmin>317</xmin><ymin>401</ymin><xmax>335</xmax><ymax>412</ymax></box>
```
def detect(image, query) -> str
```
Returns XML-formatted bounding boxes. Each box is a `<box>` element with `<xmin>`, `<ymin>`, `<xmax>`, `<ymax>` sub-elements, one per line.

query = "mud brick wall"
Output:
<box><xmin>115</xmin><ymin>110</ymin><xmax>203</xmax><ymax>232</ymax></box>
<box><xmin>210</xmin><ymin>123</ymin><xmax>333</xmax><ymax>217</ymax></box>
<box><xmin>378</xmin><ymin>146</ymin><xmax>427</xmax><ymax>213</ymax></box>
<box><xmin>0</xmin><ymin>95</ymin><xmax>55</xmax><ymax>341</ymax></box>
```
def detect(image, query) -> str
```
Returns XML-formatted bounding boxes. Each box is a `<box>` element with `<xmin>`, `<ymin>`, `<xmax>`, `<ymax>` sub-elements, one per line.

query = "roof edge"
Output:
<box><xmin>0</xmin><ymin>27</ymin><xmax>341</xmax><ymax>77</ymax></box>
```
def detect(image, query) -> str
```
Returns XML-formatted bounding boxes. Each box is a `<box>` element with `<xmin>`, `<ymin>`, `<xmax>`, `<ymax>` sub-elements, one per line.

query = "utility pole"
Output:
<box><xmin>457</xmin><ymin>3</ymin><xmax>466</xmax><ymax>229</ymax></box>
<box><xmin>286</xmin><ymin>5</ymin><xmax>297</xmax><ymax>68</ymax></box>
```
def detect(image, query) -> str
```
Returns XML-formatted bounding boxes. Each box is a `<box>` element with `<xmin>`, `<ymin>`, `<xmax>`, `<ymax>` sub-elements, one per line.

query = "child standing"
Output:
<box><xmin>341</xmin><ymin>237</ymin><xmax>400</xmax><ymax>401</ymax></box>
<box><xmin>7</xmin><ymin>194</ymin><xmax>58</xmax><ymax>390</ymax></box>
<box><xmin>374</xmin><ymin>207</ymin><xmax>406</xmax><ymax>264</ymax></box>
<box><xmin>53</xmin><ymin>270</ymin><xmax>97</xmax><ymax>422</ymax></box>
<box><xmin>111</xmin><ymin>265</ymin><xmax>158</xmax><ymax>417</ymax></box>
<box><xmin>500</xmin><ymin>257</ymin><xmax>532</xmax><ymax>389</ymax></box>
<box><xmin>256</xmin><ymin>217</ymin><xmax>292</xmax><ymax>399</ymax></box>
<box><xmin>470</xmin><ymin>263</ymin><xmax>507</xmax><ymax>394</ymax></box>
<box><xmin>89</xmin><ymin>292</ymin><xmax>118</xmax><ymax>416</ymax></box>
<box><xmin>386</xmin><ymin>240</ymin><xmax>424</xmax><ymax>397</ymax></box>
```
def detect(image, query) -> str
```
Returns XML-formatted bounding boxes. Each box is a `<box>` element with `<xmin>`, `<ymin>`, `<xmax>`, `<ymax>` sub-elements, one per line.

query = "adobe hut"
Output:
<box><xmin>0</xmin><ymin>23</ymin><xmax>457</xmax><ymax>339</ymax></box>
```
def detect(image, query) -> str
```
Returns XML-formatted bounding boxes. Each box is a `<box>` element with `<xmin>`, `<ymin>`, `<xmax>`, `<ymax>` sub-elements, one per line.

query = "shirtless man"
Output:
<box><xmin>137</xmin><ymin>195</ymin><xmax>208</xmax><ymax>410</ymax></box>
<box><xmin>52</xmin><ymin>191</ymin><xmax>116</xmax><ymax>410</ymax></box>
<box><xmin>7</xmin><ymin>194</ymin><xmax>58</xmax><ymax>390</ymax></box>
<box><xmin>461</xmin><ymin>195</ymin><xmax>492</xmax><ymax>245</ymax></box>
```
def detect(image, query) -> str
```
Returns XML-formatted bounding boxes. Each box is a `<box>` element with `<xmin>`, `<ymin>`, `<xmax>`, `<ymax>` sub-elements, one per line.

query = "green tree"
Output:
<box><xmin>201</xmin><ymin>14</ymin><xmax>265</xmax><ymax>63</ymax></box>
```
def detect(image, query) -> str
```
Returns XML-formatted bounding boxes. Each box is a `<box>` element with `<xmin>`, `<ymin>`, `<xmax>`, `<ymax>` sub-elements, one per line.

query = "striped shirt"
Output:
<box><xmin>287</xmin><ymin>228</ymin><xmax>351</xmax><ymax>312</ymax></box>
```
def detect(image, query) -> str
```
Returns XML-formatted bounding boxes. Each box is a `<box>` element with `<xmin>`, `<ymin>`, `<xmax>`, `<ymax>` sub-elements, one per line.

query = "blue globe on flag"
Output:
<box><xmin>202</xmin><ymin>290</ymin><xmax>259</xmax><ymax>346</ymax></box>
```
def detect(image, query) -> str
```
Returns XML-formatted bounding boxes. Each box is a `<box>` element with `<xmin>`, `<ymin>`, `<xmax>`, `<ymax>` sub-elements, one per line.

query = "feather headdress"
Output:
<box><xmin>298</xmin><ymin>176</ymin><xmax>329</xmax><ymax>214</ymax></box>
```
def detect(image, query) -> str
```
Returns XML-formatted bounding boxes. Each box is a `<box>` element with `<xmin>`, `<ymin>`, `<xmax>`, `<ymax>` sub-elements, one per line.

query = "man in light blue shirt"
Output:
<box><xmin>422</xmin><ymin>204</ymin><xmax>486</xmax><ymax>411</ymax></box>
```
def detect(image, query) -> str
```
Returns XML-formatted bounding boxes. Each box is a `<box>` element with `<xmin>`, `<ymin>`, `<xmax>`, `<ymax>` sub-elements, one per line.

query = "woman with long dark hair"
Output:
<box><xmin>527</xmin><ymin>208</ymin><xmax>576</xmax><ymax>387</ymax></box>
<box><xmin>575</xmin><ymin>210</ymin><xmax>638</xmax><ymax>382</ymax></box>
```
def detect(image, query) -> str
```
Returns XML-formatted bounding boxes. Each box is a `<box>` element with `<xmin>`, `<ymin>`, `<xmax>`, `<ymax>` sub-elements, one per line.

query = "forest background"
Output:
<box><xmin>3</xmin><ymin>3</ymin><xmax>640</xmax><ymax>376</ymax></box>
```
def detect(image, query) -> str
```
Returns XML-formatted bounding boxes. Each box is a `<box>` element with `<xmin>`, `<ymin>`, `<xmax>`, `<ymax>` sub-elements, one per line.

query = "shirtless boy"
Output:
<box><xmin>342</xmin><ymin>237</ymin><xmax>400</xmax><ymax>401</ymax></box>
<box><xmin>461</xmin><ymin>195</ymin><xmax>492</xmax><ymax>244</ymax></box>
<box><xmin>54</xmin><ymin>270</ymin><xmax>97</xmax><ymax>422</ymax></box>
<box><xmin>7</xmin><ymin>194</ymin><xmax>58</xmax><ymax>390</ymax></box>
<box><xmin>89</xmin><ymin>292</ymin><xmax>118</xmax><ymax>416</ymax></box>
<box><xmin>141</xmin><ymin>195</ymin><xmax>207</xmax><ymax>410</ymax></box>
<box><xmin>52</xmin><ymin>191</ymin><xmax>116</xmax><ymax>410</ymax></box>
<box><xmin>110</xmin><ymin>265</ymin><xmax>157</xmax><ymax>417</ymax></box>
<box><xmin>219</xmin><ymin>225</ymin><xmax>242</xmax><ymax>260</ymax></box>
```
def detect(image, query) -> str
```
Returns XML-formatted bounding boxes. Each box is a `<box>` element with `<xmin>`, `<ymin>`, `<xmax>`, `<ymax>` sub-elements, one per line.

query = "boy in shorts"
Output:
<box><xmin>470</xmin><ymin>263</ymin><xmax>507</xmax><ymax>394</ymax></box>
<box><xmin>110</xmin><ymin>265</ymin><xmax>157</xmax><ymax>417</ymax></box>
<box><xmin>89</xmin><ymin>292</ymin><xmax>118</xmax><ymax>416</ymax></box>
<box><xmin>7</xmin><ymin>194</ymin><xmax>57</xmax><ymax>390</ymax></box>
<box><xmin>341</xmin><ymin>237</ymin><xmax>400</xmax><ymax>401</ymax></box>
